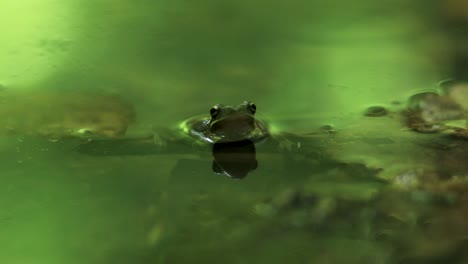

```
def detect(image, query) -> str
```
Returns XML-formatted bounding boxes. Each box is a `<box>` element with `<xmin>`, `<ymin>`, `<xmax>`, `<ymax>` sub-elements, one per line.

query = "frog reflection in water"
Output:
<box><xmin>181</xmin><ymin>101</ymin><xmax>270</xmax><ymax>144</ymax></box>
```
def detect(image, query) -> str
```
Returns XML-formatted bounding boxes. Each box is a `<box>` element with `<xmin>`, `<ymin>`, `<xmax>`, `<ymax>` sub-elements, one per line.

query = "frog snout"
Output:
<box><xmin>210</xmin><ymin>115</ymin><xmax>255</xmax><ymax>133</ymax></box>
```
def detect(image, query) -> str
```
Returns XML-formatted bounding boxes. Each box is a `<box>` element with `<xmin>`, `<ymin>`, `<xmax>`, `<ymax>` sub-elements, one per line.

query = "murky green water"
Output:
<box><xmin>2</xmin><ymin>0</ymin><xmax>468</xmax><ymax>263</ymax></box>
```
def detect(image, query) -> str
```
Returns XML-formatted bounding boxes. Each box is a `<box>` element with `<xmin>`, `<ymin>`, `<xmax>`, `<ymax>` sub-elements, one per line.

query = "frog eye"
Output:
<box><xmin>210</xmin><ymin>105</ymin><xmax>220</xmax><ymax>118</ymax></box>
<box><xmin>248</xmin><ymin>102</ymin><xmax>256</xmax><ymax>114</ymax></box>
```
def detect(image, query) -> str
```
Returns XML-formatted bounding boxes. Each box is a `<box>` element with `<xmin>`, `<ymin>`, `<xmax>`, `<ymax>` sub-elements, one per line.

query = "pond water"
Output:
<box><xmin>1</xmin><ymin>0</ymin><xmax>468</xmax><ymax>263</ymax></box>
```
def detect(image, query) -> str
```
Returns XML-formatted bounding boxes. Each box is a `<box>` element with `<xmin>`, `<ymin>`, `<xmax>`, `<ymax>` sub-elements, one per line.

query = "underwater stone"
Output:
<box><xmin>253</xmin><ymin>202</ymin><xmax>277</xmax><ymax>217</ymax></box>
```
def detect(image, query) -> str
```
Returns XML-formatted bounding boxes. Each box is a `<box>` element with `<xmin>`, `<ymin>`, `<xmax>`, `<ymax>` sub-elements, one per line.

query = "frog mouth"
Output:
<box><xmin>209</xmin><ymin>114</ymin><xmax>255</xmax><ymax>139</ymax></box>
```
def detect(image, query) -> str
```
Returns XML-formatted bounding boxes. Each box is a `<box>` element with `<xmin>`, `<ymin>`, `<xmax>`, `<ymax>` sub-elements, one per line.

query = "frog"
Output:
<box><xmin>179</xmin><ymin>101</ymin><xmax>269</xmax><ymax>144</ymax></box>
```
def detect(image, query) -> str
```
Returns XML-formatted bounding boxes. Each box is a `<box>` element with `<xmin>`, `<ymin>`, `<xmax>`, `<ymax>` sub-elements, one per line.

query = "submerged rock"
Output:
<box><xmin>0</xmin><ymin>90</ymin><xmax>135</xmax><ymax>139</ymax></box>
<box><xmin>401</xmin><ymin>86</ymin><xmax>468</xmax><ymax>135</ymax></box>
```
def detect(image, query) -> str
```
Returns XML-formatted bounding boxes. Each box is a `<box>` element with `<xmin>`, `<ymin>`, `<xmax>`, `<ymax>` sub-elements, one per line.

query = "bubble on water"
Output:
<box><xmin>406</xmin><ymin>91</ymin><xmax>439</xmax><ymax>110</ymax></box>
<box><xmin>439</xmin><ymin>79</ymin><xmax>458</xmax><ymax>94</ymax></box>
<box><xmin>364</xmin><ymin>105</ymin><xmax>388</xmax><ymax>117</ymax></box>
<box><xmin>319</xmin><ymin>124</ymin><xmax>335</xmax><ymax>133</ymax></box>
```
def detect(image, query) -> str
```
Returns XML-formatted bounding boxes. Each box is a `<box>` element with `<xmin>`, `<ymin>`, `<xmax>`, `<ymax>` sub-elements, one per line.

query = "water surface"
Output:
<box><xmin>1</xmin><ymin>1</ymin><xmax>468</xmax><ymax>263</ymax></box>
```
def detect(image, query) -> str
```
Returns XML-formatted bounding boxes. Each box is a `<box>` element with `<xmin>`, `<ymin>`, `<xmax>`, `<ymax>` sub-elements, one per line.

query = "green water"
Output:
<box><xmin>1</xmin><ymin>0</ymin><xmax>468</xmax><ymax>263</ymax></box>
